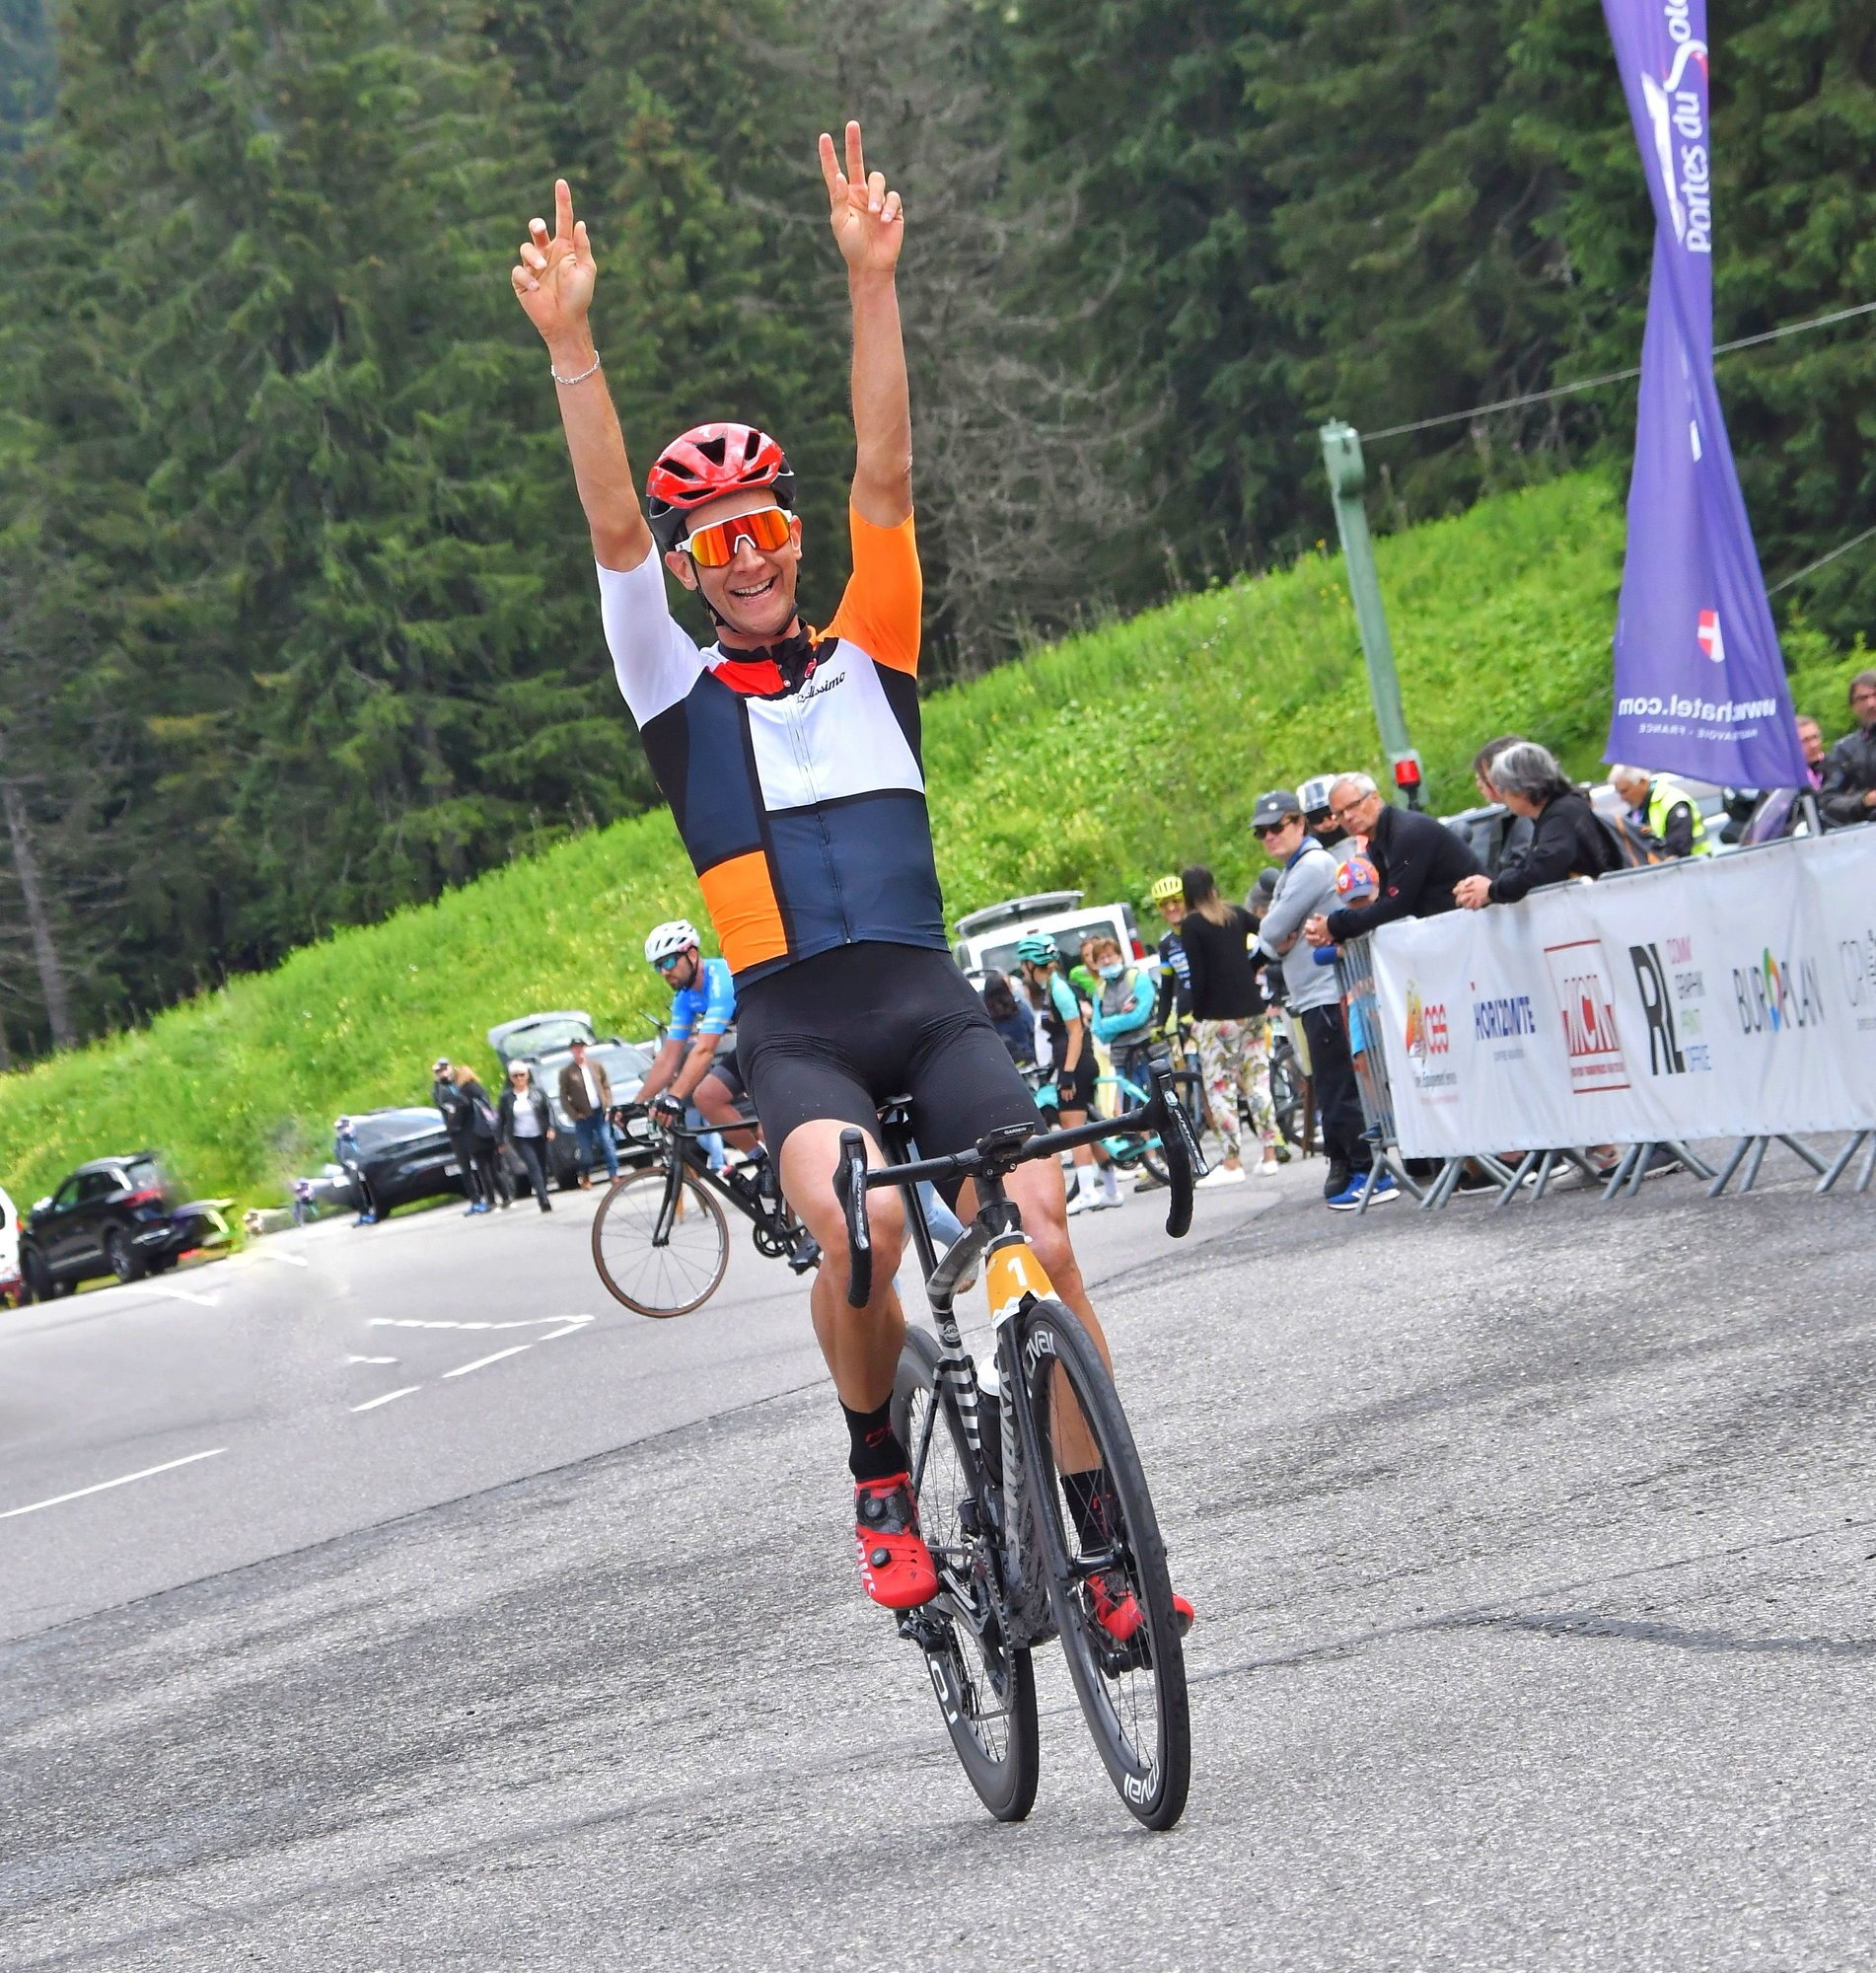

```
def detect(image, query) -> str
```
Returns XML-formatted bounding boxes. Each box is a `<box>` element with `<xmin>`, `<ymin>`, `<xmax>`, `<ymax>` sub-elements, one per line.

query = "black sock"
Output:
<box><xmin>842</xmin><ymin>1399</ymin><xmax>908</xmax><ymax>1483</ymax></box>
<box><xmin>1060</xmin><ymin>1467</ymin><xmax>1117</xmax><ymax>1547</ymax></box>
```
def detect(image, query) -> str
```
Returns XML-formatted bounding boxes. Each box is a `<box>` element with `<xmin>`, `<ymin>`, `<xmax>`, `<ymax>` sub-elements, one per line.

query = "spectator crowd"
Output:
<box><xmin>976</xmin><ymin>682</ymin><xmax>1875</xmax><ymax>1216</ymax></box>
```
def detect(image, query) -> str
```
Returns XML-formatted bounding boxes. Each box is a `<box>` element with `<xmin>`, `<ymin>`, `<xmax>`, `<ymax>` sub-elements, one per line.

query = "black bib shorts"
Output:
<box><xmin>736</xmin><ymin>942</ymin><xmax>1040</xmax><ymax>1189</ymax></box>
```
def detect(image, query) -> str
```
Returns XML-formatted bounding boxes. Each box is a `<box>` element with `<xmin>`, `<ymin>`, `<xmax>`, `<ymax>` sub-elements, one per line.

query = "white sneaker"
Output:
<box><xmin>1066</xmin><ymin>1184</ymin><xmax>1098</xmax><ymax>1215</ymax></box>
<box><xmin>1090</xmin><ymin>1186</ymin><xmax>1125</xmax><ymax>1210</ymax></box>
<box><xmin>1195</xmin><ymin>1164</ymin><xmax>1248</xmax><ymax>1189</ymax></box>
<box><xmin>1255</xmin><ymin>1159</ymin><xmax>1281</xmax><ymax>1178</ymax></box>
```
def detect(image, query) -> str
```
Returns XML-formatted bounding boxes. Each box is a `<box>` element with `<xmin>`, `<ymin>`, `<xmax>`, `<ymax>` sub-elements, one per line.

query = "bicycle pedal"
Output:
<box><xmin>897</xmin><ymin>1608</ymin><xmax>951</xmax><ymax>1651</ymax></box>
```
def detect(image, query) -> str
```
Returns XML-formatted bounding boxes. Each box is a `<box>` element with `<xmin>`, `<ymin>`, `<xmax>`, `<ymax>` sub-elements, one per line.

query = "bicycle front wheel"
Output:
<box><xmin>892</xmin><ymin>1328</ymin><xmax>1040</xmax><ymax>1823</ymax></box>
<box><xmin>591</xmin><ymin>1167</ymin><xmax>729</xmax><ymax>1317</ymax></box>
<box><xmin>1012</xmin><ymin>1299</ymin><xmax>1191</xmax><ymax>1830</ymax></box>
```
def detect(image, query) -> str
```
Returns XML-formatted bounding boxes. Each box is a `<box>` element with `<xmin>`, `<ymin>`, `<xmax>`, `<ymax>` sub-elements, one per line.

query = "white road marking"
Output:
<box><xmin>537</xmin><ymin>1317</ymin><xmax>594</xmax><ymax>1344</ymax></box>
<box><xmin>144</xmin><ymin>1281</ymin><xmax>222</xmax><ymax>1308</ymax></box>
<box><xmin>345</xmin><ymin>1315</ymin><xmax>594</xmax><ymax>1409</ymax></box>
<box><xmin>349</xmin><ymin>1386</ymin><xmax>421</xmax><ymax>1414</ymax></box>
<box><xmin>0</xmin><ymin>1448</ymin><xmax>227</xmax><ymax>1520</ymax></box>
<box><xmin>368</xmin><ymin>1315</ymin><xmax>594</xmax><ymax>1333</ymax></box>
<box><xmin>443</xmin><ymin>1346</ymin><xmax>534</xmax><ymax>1379</ymax></box>
<box><xmin>261</xmin><ymin>1248</ymin><xmax>310</xmax><ymax>1268</ymax></box>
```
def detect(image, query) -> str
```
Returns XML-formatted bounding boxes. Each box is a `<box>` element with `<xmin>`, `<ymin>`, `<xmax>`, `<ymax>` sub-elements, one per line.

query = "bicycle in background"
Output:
<box><xmin>590</xmin><ymin>1105</ymin><xmax>815</xmax><ymax>1316</ymax></box>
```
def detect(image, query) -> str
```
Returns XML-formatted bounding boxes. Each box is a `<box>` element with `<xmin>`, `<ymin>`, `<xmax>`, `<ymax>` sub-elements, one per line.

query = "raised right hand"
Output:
<box><xmin>511</xmin><ymin>179</ymin><xmax>596</xmax><ymax>347</ymax></box>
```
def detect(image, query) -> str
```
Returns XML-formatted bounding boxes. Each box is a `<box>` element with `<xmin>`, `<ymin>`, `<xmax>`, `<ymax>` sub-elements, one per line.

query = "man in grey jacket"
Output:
<box><xmin>1252</xmin><ymin>789</ymin><xmax>1374</xmax><ymax>1206</ymax></box>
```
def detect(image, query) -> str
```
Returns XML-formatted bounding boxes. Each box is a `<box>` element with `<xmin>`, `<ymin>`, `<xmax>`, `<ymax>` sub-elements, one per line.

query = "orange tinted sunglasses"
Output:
<box><xmin>678</xmin><ymin>506</ymin><xmax>793</xmax><ymax>567</ymax></box>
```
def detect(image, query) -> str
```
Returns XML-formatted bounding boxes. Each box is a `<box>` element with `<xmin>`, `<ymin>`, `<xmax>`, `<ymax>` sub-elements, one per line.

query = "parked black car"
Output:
<box><xmin>326</xmin><ymin>1106</ymin><xmax>475</xmax><ymax>1216</ymax></box>
<box><xmin>486</xmin><ymin>1011</ymin><xmax>657</xmax><ymax>1189</ymax></box>
<box><xmin>19</xmin><ymin>1155</ymin><xmax>232</xmax><ymax>1297</ymax></box>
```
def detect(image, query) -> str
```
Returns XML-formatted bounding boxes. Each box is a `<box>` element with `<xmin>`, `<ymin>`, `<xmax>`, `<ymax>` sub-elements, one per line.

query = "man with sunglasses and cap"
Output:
<box><xmin>513</xmin><ymin>122</ymin><xmax>1191</xmax><ymax>1640</ymax></box>
<box><xmin>1250</xmin><ymin>790</ymin><xmax>1374</xmax><ymax>1206</ymax></box>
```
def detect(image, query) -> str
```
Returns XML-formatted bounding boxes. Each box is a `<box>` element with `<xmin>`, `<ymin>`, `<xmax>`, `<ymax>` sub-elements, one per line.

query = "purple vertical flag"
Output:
<box><xmin>1601</xmin><ymin>0</ymin><xmax>1807</xmax><ymax>788</ymax></box>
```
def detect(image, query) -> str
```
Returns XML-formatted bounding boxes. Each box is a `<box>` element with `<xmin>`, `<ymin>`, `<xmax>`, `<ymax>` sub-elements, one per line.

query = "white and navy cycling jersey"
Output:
<box><xmin>598</xmin><ymin>506</ymin><xmax>947</xmax><ymax>987</ymax></box>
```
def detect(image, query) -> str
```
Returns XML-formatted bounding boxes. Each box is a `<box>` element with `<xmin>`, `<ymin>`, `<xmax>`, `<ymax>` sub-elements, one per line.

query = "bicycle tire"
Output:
<box><xmin>1011</xmin><ymin>1298</ymin><xmax>1191</xmax><ymax>1830</ymax></box>
<box><xmin>1269</xmin><ymin>1040</ymin><xmax>1305</xmax><ymax>1151</ymax></box>
<box><xmin>891</xmin><ymin>1327</ymin><xmax>1040</xmax><ymax>1822</ymax></box>
<box><xmin>590</xmin><ymin>1167</ymin><xmax>730</xmax><ymax>1317</ymax></box>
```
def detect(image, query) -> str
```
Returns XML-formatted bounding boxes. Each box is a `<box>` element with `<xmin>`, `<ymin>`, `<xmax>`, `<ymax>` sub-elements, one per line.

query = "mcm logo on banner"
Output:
<box><xmin>1544</xmin><ymin>938</ymin><xmax>1631</xmax><ymax>1095</ymax></box>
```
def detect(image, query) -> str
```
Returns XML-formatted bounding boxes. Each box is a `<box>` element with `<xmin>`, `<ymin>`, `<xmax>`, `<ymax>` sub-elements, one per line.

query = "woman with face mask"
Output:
<box><xmin>1086</xmin><ymin>934</ymin><xmax>1158</xmax><ymax>1095</ymax></box>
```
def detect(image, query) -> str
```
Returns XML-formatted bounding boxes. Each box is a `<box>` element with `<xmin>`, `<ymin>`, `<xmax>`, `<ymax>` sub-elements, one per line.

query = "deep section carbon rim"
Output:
<box><xmin>892</xmin><ymin>1327</ymin><xmax>1039</xmax><ymax>1822</ymax></box>
<box><xmin>1014</xmin><ymin>1299</ymin><xmax>1191</xmax><ymax>1829</ymax></box>
<box><xmin>590</xmin><ymin>1168</ymin><xmax>730</xmax><ymax>1316</ymax></box>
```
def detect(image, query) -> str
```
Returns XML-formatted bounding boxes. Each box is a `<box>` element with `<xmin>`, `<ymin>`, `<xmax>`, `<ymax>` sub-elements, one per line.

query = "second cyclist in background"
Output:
<box><xmin>634</xmin><ymin>920</ymin><xmax>759</xmax><ymax>1155</ymax></box>
<box><xmin>1148</xmin><ymin>873</ymin><xmax>1193</xmax><ymax>1032</ymax></box>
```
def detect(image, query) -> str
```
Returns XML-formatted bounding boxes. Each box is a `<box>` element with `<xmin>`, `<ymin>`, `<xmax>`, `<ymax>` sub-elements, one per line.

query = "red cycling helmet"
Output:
<box><xmin>645</xmin><ymin>422</ymin><xmax>796</xmax><ymax>552</ymax></box>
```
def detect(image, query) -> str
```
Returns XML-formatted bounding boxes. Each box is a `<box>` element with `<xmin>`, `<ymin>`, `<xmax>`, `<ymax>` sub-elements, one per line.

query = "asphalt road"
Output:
<box><xmin>3</xmin><ymin>1145</ymin><xmax>1872</xmax><ymax>1969</ymax></box>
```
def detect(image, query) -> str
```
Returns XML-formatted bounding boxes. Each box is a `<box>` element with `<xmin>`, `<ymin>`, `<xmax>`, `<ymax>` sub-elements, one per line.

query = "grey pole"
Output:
<box><xmin>1320</xmin><ymin>420</ymin><xmax>1423</xmax><ymax>808</ymax></box>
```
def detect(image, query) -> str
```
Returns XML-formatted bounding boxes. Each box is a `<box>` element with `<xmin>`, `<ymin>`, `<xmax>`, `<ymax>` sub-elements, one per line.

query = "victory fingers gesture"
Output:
<box><xmin>819</xmin><ymin>120</ymin><xmax>904</xmax><ymax>274</ymax></box>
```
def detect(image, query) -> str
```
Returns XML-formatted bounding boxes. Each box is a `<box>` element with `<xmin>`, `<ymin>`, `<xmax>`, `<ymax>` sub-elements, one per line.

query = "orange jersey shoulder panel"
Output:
<box><xmin>820</xmin><ymin>506</ymin><xmax>921</xmax><ymax>676</ymax></box>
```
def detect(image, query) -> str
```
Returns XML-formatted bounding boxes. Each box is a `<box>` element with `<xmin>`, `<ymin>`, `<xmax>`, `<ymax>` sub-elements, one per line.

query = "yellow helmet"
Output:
<box><xmin>1148</xmin><ymin>874</ymin><xmax>1183</xmax><ymax>905</ymax></box>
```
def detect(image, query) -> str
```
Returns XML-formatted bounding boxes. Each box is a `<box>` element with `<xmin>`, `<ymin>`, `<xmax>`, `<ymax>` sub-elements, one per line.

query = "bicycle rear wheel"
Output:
<box><xmin>1011</xmin><ymin>1299</ymin><xmax>1191</xmax><ymax>1829</ymax></box>
<box><xmin>591</xmin><ymin>1167</ymin><xmax>729</xmax><ymax>1317</ymax></box>
<box><xmin>891</xmin><ymin>1328</ymin><xmax>1040</xmax><ymax>1822</ymax></box>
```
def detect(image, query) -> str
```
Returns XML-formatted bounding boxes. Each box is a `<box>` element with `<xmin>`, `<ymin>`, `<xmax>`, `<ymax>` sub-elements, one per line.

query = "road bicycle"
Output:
<box><xmin>590</xmin><ymin>1106</ymin><xmax>814</xmax><ymax>1317</ymax></box>
<box><xmin>833</xmin><ymin>1063</ymin><xmax>1206</xmax><ymax>1829</ymax></box>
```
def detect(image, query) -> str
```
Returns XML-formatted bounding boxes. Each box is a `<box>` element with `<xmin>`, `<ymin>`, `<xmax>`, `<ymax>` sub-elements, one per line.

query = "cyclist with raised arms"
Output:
<box><xmin>634</xmin><ymin>918</ymin><xmax>758</xmax><ymax>1153</ymax></box>
<box><xmin>511</xmin><ymin>124</ymin><xmax>1189</xmax><ymax>1636</ymax></box>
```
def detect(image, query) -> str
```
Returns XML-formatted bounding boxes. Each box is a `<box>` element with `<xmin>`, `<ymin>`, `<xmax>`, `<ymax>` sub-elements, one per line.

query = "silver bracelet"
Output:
<box><xmin>550</xmin><ymin>350</ymin><xmax>602</xmax><ymax>387</ymax></box>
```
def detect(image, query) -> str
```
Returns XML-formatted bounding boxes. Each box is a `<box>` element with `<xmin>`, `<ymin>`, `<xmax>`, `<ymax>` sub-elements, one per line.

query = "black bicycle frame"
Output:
<box><xmin>835</xmin><ymin>1064</ymin><xmax>1205</xmax><ymax>1648</ymax></box>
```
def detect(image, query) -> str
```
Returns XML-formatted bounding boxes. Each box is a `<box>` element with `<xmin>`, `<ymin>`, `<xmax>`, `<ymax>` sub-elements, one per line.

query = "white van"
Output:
<box><xmin>0</xmin><ymin>1181</ymin><xmax>20</xmax><ymax>1305</ymax></box>
<box><xmin>953</xmin><ymin>890</ymin><xmax>1148</xmax><ymax>986</ymax></box>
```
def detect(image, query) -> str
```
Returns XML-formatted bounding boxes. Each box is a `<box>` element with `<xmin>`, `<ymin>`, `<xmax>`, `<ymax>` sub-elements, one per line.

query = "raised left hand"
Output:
<box><xmin>819</xmin><ymin>120</ymin><xmax>903</xmax><ymax>274</ymax></box>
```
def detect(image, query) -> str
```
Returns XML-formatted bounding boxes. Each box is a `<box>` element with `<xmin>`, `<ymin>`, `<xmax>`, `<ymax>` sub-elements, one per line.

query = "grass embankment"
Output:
<box><xmin>1</xmin><ymin>473</ymin><xmax>1862</xmax><ymax>1209</ymax></box>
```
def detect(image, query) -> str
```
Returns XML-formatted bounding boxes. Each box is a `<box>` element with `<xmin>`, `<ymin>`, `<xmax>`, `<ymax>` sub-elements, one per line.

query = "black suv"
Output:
<box><xmin>20</xmin><ymin>1155</ymin><xmax>232</xmax><ymax>1297</ymax></box>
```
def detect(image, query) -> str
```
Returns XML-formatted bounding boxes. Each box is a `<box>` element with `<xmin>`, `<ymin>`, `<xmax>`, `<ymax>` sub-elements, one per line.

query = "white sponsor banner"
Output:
<box><xmin>1368</xmin><ymin>830</ymin><xmax>1876</xmax><ymax>1155</ymax></box>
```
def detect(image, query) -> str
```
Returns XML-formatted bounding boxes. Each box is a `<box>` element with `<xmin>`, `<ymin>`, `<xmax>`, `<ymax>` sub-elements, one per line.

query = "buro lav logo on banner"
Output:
<box><xmin>1365</xmin><ymin>832</ymin><xmax>1876</xmax><ymax>1157</ymax></box>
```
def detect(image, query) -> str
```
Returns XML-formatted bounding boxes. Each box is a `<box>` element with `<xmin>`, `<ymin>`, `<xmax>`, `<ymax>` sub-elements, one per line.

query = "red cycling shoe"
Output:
<box><xmin>1088</xmin><ymin>1573</ymin><xmax>1195</xmax><ymax>1645</ymax></box>
<box><xmin>854</xmin><ymin>1474</ymin><xmax>938</xmax><ymax>1610</ymax></box>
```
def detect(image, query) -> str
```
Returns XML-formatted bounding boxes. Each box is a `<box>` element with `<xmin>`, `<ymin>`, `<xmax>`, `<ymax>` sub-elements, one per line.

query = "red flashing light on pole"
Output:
<box><xmin>1392</xmin><ymin>753</ymin><xmax>1424</xmax><ymax>811</ymax></box>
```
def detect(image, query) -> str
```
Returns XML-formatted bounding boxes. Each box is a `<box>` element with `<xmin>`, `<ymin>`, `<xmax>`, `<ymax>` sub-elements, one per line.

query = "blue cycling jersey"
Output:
<box><xmin>670</xmin><ymin>956</ymin><xmax>737</xmax><ymax>1043</ymax></box>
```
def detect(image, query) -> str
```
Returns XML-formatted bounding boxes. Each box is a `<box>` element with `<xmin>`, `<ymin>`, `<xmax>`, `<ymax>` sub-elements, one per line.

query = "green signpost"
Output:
<box><xmin>1320</xmin><ymin>420</ymin><xmax>1423</xmax><ymax>808</ymax></box>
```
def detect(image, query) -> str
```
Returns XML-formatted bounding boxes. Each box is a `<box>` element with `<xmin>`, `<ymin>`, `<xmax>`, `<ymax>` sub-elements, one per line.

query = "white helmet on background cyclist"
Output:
<box><xmin>644</xmin><ymin>919</ymin><xmax>701</xmax><ymax>966</ymax></box>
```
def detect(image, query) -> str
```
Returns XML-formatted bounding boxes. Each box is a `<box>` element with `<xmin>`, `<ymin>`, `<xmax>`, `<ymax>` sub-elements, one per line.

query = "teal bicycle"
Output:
<box><xmin>1029</xmin><ymin>1047</ymin><xmax>1204</xmax><ymax>1189</ymax></box>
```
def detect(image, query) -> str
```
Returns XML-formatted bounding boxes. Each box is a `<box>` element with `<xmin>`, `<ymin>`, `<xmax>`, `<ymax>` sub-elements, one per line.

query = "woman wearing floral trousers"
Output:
<box><xmin>1176</xmin><ymin>865</ymin><xmax>1280</xmax><ymax>1185</ymax></box>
